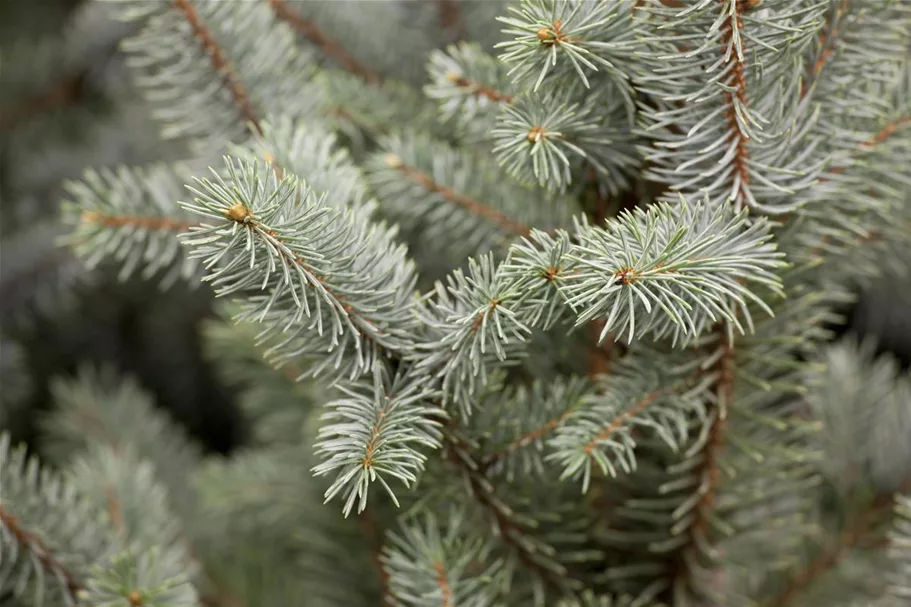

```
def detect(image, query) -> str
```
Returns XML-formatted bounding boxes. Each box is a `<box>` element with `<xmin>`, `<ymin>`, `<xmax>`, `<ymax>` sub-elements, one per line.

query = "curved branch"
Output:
<box><xmin>582</xmin><ymin>388</ymin><xmax>668</xmax><ymax>456</ymax></box>
<box><xmin>0</xmin><ymin>505</ymin><xmax>84</xmax><ymax>601</ymax></box>
<box><xmin>721</xmin><ymin>0</ymin><xmax>751</xmax><ymax>209</ymax></box>
<box><xmin>443</xmin><ymin>430</ymin><xmax>571</xmax><ymax>590</ymax></box>
<box><xmin>231</xmin><ymin>211</ymin><xmax>387</xmax><ymax>349</ymax></box>
<box><xmin>800</xmin><ymin>0</ymin><xmax>850</xmax><ymax>99</ymax></box>
<box><xmin>765</xmin><ymin>477</ymin><xmax>911</xmax><ymax>607</ymax></box>
<box><xmin>444</xmin><ymin>73</ymin><xmax>514</xmax><ymax>104</ymax></box>
<box><xmin>383</xmin><ymin>154</ymin><xmax>531</xmax><ymax>237</ymax></box>
<box><xmin>0</xmin><ymin>73</ymin><xmax>86</xmax><ymax>132</ymax></box>
<box><xmin>433</xmin><ymin>561</ymin><xmax>454</xmax><ymax>607</ymax></box>
<box><xmin>80</xmin><ymin>210</ymin><xmax>198</xmax><ymax>232</ymax></box>
<box><xmin>174</xmin><ymin>0</ymin><xmax>263</xmax><ymax>136</ymax></box>
<box><xmin>266</xmin><ymin>0</ymin><xmax>381</xmax><ymax>86</ymax></box>
<box><xmin>480</xmin><ymin>405</ymin><xmax>577</xmax><ymax>472</ymax></box>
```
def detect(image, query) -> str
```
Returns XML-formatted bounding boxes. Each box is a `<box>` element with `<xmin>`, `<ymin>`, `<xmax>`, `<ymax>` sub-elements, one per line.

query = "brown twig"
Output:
<box><xmin>765</xmin><ymin>479</ymin><xmax>910</xmax><ymax>607</ymax></box>
<box><xmin>239</xmin><ymin>214</ymin><xmax>387</xmax><ymax>345</ymax></box>
<box><xmin>433</xmin><ymin>561</ymin><xmax>454</xmax><ymax>607</ymax></box>
<box><xmin>0</xmin><ymin>73</ymin><xmax>87</xmax><ymax>132</ymax></box>
<box><xmin>174</xmin><ymin>0</ymin><xmax>263</xmax><ymax>136</ymax></box>
<box><xmin>800</xmin><ymin>0</ymin><xmax>850</xmax><ymax>99</ymax></box>
<box><xmin>103</xmin><ymin>484</ymin><xmax>127</xmax><ymax>537</ymax></box>
<box><xmin>80</xmin><ymin>210</ymin><xmax>198</xmax><ymax>232</ymax></box>
<box><xmin>583</xmin><ymin>388</ymin><xmax>669</xmax><ymax>455</ymax></box>
<box><xmin>436</xmin><ymin>0</ymin><xmax>464</xmax><ymax>41</ymax></box>
<box><xmin>671</xmin><ymin>324</ymin><xmax>734</xmax><ymax>598</ymax></box>
<box><xmin>0</xmin><ymin>505</ymin><xmax>84</xmax><ymax>601</ymax></box>
<box><xmin>720</xmin><ymin>0</ymin><xmax>751</xmax><ymax>208</ymax></box>
<box><xmin>384</xmin><ymin>154</ymin><xmax>531</xmax><ymax>236</ymax></box>
<box><xmin>443</xmin><ymin>431</ymin><xmax>570</xmax><ymax>590</ymax></box>
<box><xmin>669</xmin><ymin>7</ymin><xmax>751</xmax><ymax>584</ymax></box>
<box><xmin>444</xmin><ymin>72</ymin><xmax>513</xmax><ymax>104</ymax></box>
<box><xmin>480</xmin><ymin>405</ymin><xmax>578</xmax><ymax>473</ymax></box>
<box><xmin>266</xmin><ymin>0</ymin><xmax>381</xmax><ymax>86</ymax></box>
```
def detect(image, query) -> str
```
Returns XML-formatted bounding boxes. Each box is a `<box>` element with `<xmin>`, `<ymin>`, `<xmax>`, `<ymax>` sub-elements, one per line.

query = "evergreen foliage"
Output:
<box><xmin>1</xmin><ymin>0</ymin><xmax>910</xmax><ymax>606</ymax></box>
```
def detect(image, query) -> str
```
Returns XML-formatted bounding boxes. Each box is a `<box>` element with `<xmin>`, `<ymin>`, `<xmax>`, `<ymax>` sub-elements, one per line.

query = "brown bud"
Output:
<box><xmin>527</xmin><ymin>126</ymin><xmax>545</xmax><ymax>143</ymax></box>
<box><xmin>127</xmin><ymin>591</ymin><xmax>144</xmax><ymax>606</ymax></box>
<box><xmin>224</xmin><ymin>202</ymin><xmax>252</xmax><ymax>223</ymax></box>
<box><xmin>384</xmin><ymin>153</ymin><xmax>404</xmax><ymax>169</ymax></box>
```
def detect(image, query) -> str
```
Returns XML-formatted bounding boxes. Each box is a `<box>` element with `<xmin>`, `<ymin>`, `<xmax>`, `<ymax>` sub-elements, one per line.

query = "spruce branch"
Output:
<box><xmin>78</xmin><ymin>548</ymin><xmax>197</xmax><ymax>607</ymax></box>
<box><xmin>765</xmin><ymin>479</ymin><xmax>911</xmax><ymax>607</ymax></box>
<box><xmin>312</xmin><ymin>362</ymin><xmax>444</xmax><ymax>517</ymax></box>
<box><xmin>0</xmin><ymin>434</ymin><xmax>116</xmax><ymax>606</ymax></box>
<box><xmin>102</xmin><ymin>0</ymin><xmax>319</xmax><ymax>150</ymax></box>
<box><xmin>492</xmin><ymin>85</ymin><xmax>640</xmax><ymax>193</ymax></box>
<box><xmin>718</xmin><ymin>0</ymin><xmax>750</xmax><ymax>211</ymax></box>
<box><xmin>800</xmin><ymin>0</ymin><xmax>850</xmax><ymax>100</ymax></box>
<box><xmin>669</xmin><ymin>327</ymin><xmax>734</xmax><ymax>602</ymax></box>
<box><xmin>415</xmin><ymin>198</ymin><xmax>783</xmax><ymax>410</ymax></box>
<box><xmin>559</xmin><ymin>200</ymin><xmax>785</xmax><ymax>344</ymax></box>
<box><xmin>639</xmin><ymin>0</ymin><xmax>827</xmax><ymax>214</ymax></box>
<box><xmin>383</xmin><ymin>154</ymin><xmax>530</xmax><ymax>237</ymax></box>
<box><xmin>443</xmin><ymin>428</ymin><xmax>578</xmax><ymax>595</ymax></box>
<box><xmin>172</xmin><ymin>0</ymin><xmax>263</xmax><ymax>136</ymax></box>
<box><xmin>477</xmin><ymin>377</ymin><xmax>593</xmax><ymax>478</ymax></box>
<box><xmin>43</xmin><ymin>368</ymin><xmax>202</xmax><ymax>521</ymax></box>
<box><xmin>266</xmin><ymin>0</ymin><xmax>381</xmax><ymax>86</ymax></box>
<box><xmin>0</xmin><ymin>505</ymin><xmax>84</xmax><ymax>603</ymax></box>
<box><xmin>62</xmin><ymin>163</ymin><xmax>205</xmax><ymax>286</ymax></box>
<box><xmin>548</xmin><ymin>356</ymin><xmax>712</xmax><ymax>494</ymax></box>
<box><xmin>381</xmin><ymin>510</ymin><xmax>503</xmax><ymax>607</ymax></box>
<box><xmin>66</xmin><ymin>446</ymin><xmax>190</xmax><ymax>558</ymax></box>
<box><xmin>425</xmin><ymin>42</ymin><xmax>516</xmax><ymax>138</ymax></box>
<box><xmin>180</xmin><ymin>156</ymin><xmax>419</xmax><ymax>381</ymax></box>
<box><xmin>495</xmin><ymin>0</ymin><xmax>638</xmax><ymax>91</ymax></box>
<box><xmin>366</xmin><ymin>132</ymin><xmax>572</xmax><ymax>262</ymax></box>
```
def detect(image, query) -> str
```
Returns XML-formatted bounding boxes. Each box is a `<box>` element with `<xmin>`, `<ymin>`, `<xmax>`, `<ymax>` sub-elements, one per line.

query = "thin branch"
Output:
<box><xmin>266</xmin><ymin>0</ymin><xmax>381</xmax><ymax>86</ymax></box>
<box><xmin>80</xmin><ymin>210</ymin><xmax>198</xmax><ymax>232</ymax></box>
<box><xmin>861</xmin><ymin>115</ymin><xmax>911</xmax><ymax>149</ymax></box>
<box><xmin>721</xmin><ymin>0</ymin><xmax>751</xmax><ymax>208</ymax></box>
<box><xmin>174</xmin><ymin>0</ymin><xmax>263</xmax><ymax>136</ymax></box>
<box><xmin>433</xmin><ymin>561</ymin><xmax>454</xmax><ymax>607</ymax></box>
<box><xmin>778</xmin><ymin>113</ymin><xmax>911</xmax><ymax>227</ymax></box>
<box><xmin>0</xmin><ymin>505</ymin><xmax>84</xmax><ymax>601</ymax></box>
<box><xmin>443</xmin><ymin>430</ymin><xmax>571</xmax><ymax>590</ymax></box>
<box><xmin>383</xmin><ymin>154</ymin><xmax>531</xmax><ymax>237</ymax></box>
<box><xmin>103</xmin><ymin>483</ymin><xmax>127</xmax><ymax>537</ymax></box>
<box><xmin>800</xmin><ymin>0</ymin><xmax>849</xmax><ymax>99</ymax></box>
<box><xmin>239</xmin><ymin>215</ymin><xmax>387</xmax><ymax>342</ymax></box>
<box><xmin>765</xmin><ymin>477</ymin><xmax>911</xmax><ymax>607</ymax></box>
<box><xmin>587</xmin><ymin>322</ymin><xmax>617</xmax><ymax>377</ymax></box>
<box><xmin>0</xmin><ymin>73</ymin><xmax>87</xmax><ymax>132</ymax></box>
<box><xmin>445</xmin><ymin>72</ymin><xmax>514</xmax><ymax>104</ymax></box>
<box><xmin>670</xmin><ymin>324</ymin><xmax>734</xmax><ymax>598</ymax></box>
<box><xmin>480</xmin><ymin>404</ymin><xmax>578</xmax><ymax>472</ymax></box>
<box><xmin>582</xmin><ymin>388</ymin><xmax>669</xmax><ymax>455</ymax></box>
